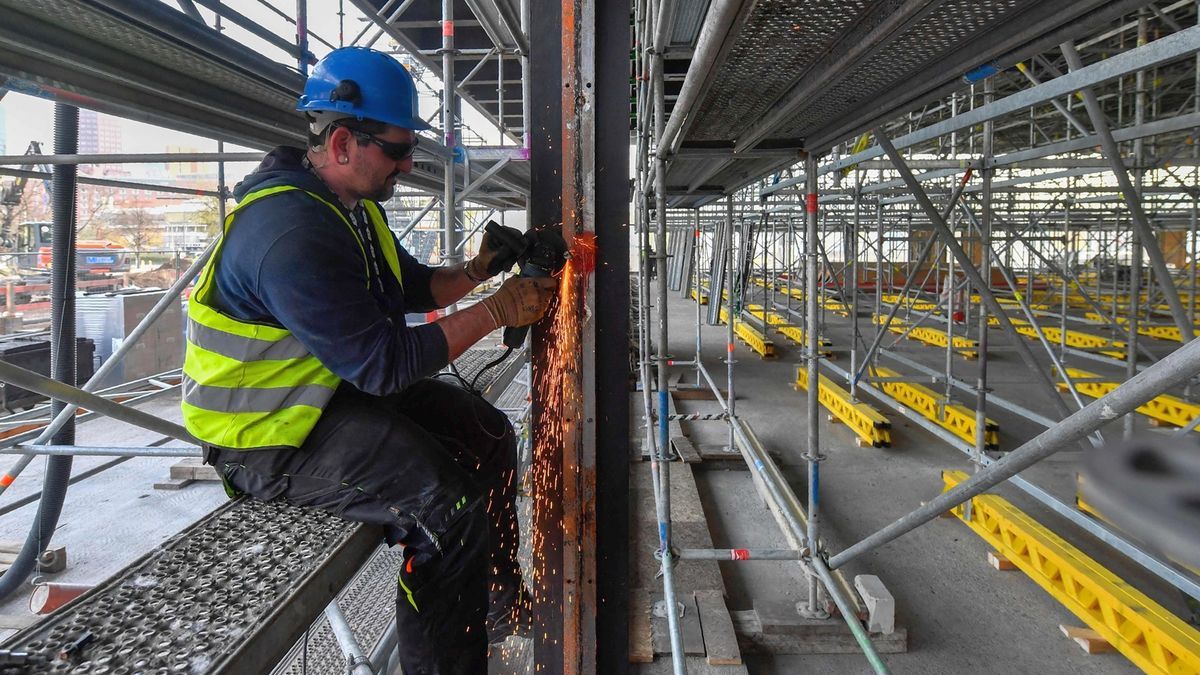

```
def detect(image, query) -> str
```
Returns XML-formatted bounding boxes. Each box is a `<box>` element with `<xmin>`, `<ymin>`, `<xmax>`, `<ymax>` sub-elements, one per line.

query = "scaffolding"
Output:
<box><xmin>0</xmin><ymin>0</ymin><xmax>1198</xmax><ymax>673</ymax></box>
<box><xmin>635</xmin><ymin>1</ymin><xmax>1200</xmax><ymax>673</ymax></box>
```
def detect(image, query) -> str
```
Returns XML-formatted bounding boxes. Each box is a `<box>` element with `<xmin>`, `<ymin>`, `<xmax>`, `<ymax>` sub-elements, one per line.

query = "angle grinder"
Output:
<box><xmin>486</xmin><ymin>223</ymin><xmax>568</xmax><ymax>348</ymax></box>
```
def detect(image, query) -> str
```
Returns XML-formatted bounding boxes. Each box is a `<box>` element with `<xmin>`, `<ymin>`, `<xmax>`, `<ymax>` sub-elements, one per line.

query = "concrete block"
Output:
<box><xmin>854</xmin><ymin>574</ymin><xmax>895</xmax><ymax>635</ymax></box>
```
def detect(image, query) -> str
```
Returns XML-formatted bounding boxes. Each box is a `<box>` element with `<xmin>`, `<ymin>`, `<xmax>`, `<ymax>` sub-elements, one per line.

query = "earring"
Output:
<box><xmin>338</xmin><ymin>156</ymin><xmax>349</xmax><ymax>164</ymax></box>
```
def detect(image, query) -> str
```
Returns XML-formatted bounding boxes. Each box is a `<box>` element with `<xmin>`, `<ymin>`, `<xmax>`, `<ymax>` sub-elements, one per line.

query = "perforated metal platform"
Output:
<box><xmin>271</xmin><ymin>546</ymin><xmax>402</xmax><ymax>675</ymax></box>
<box><xmin>0</xmin><ymin>498</ymin><xmax>379</xmax><ymax>674</ymax></box>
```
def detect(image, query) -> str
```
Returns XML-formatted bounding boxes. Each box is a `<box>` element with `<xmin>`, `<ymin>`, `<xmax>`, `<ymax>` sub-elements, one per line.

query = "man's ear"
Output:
<box><xmin>326</xmin><ymin>126</ymin><xmax>354</xmax><ymax>161</ymax></box>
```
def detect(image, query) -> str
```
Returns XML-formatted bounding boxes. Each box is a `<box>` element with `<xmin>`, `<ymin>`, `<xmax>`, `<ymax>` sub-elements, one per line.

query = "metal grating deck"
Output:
<box><xmin>0</xmin><ymin>498</ymin><xmax>379</xmax><ymax>674</ymax></box>
<box><xmin>270</xmin><ymin>545</ymin><xmax>402</xmax><ymax>675</ymax></box>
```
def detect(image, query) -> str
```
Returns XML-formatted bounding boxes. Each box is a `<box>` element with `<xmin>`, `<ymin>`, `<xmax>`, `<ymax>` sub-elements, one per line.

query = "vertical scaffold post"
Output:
<box><xmin>801</xmin><ymin>153</ymin><xmax>828</xmax><ymax>618</ymax></box>
<box><xmin>726</xmin><ymin>196</ymin><xmax>736</xmax><ymax>454</ymax></box>
<box><xmin>974</xmin><ymin>77</ymin><xmax>993</xmax><ymax>469</ymax></box>
<box><xmin>442</xmin><ymin>0</ymin><xmax>460</xmax><ymax>313</ymax></box>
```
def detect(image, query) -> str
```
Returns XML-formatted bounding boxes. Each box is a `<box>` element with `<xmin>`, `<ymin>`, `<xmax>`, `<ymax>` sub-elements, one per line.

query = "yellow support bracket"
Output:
<box><xmin>942</xmin><ymin>470</ymin><xmax>1200</xmax><ymax>674</ymax></box>
<box><xmin>690</xmin><ymin>288</ymin><xmax>708</xmax><ymax>305</ymax></box>
<box><xmin>871</xmin><ymin>366</ymin><xmax>999</xmax><ymax>449</ymax></box>
<box><xmin>794</xmin><ymin>369</ymin><xmax>891</xmax><ymax>448</ymax></box>
<box><xmin>1056</xmin><ymin>367</ymin><xmax>1200</xmax><ymax>431</ymax></box>
<box><xmin>717</xmin><ymin>306</ymin><xmax>776</xmax><ymax>359</ymax></box>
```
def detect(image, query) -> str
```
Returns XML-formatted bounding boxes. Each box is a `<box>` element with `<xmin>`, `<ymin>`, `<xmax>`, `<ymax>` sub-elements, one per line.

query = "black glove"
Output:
<box><xmin>467</xmin><ymin>222</ymin><xmax>526</xmax><ymax>280</ymax></box>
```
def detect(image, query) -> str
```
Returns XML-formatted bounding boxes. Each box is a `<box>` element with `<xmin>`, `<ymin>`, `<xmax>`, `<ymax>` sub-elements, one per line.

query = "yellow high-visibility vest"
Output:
<box><xmin>181</xmin><ymin>185</ymin><xmax>403</xmax><ymax>450</ymax></box>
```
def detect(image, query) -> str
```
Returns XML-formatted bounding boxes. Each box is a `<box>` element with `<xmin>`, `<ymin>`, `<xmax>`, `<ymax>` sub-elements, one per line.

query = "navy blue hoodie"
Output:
<box><xmin>209</xmin><ymin>146</ymin><xmax>449</xmax><ymax>396</ymax></box>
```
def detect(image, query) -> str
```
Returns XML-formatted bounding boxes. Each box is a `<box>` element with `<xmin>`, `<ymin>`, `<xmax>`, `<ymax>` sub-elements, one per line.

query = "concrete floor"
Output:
<box><xmin>642</xmin><ymin>286</ymin><xmax>1192</xmax><ymax>673</ymax></box>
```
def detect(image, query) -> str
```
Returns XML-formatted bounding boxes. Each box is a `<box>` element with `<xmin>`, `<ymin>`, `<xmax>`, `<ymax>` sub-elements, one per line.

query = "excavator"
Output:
<box><xmin>0</xmin><ymin>141</ymin><xmax>127</xmax><ymax>307</ymax></box>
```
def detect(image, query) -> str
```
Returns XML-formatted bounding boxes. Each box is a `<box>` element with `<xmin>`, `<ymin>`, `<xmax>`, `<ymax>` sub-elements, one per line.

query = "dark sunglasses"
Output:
<box><xmin>335</xmin><ymin>123</ymin><xmax>419</xmax><ymax>161</ymax></box>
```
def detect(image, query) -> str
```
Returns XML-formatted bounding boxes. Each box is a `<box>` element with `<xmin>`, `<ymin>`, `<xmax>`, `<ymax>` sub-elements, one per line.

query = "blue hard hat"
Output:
<box><xmin>296</xmin><ymin>47</ymin><xmax>432</xmax><ymax>131</ymax></box>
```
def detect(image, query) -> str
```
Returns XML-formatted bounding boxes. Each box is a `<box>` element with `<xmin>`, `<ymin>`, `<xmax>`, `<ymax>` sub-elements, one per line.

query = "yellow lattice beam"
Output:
<box><xmin>717</xmin><ymin>307</ymin><xmax>775</xmax><ymax>359</ymax></box>
<box><xmin>794</xmin><ymin>370</ymin><xmax>891</xmax><ymax>448</ymax></box>
<box><xmin>743</xmin><ymin>304</ymin><xmax>831</xmax><ymax>350</ymax></box>
<box><xmin>1010</xmin><ymin>321</ymin><xmax>1126</xmax><ymax>359</ymax></box>
<box><xmin>870</xmin><ymin>366</ymin><xmax>999</xmax><ymax>449</ymax></box>
<box><xmin>873</xmin><ymin>315</ymin><xmax>979</xmax><ymax>359</ymax></box>
<box><xmin>943</xmin><ymin>470</ymin><xmax>1200</xmax><ymax>674</ymax></box>
<box><xmin>1057</xmin><ymin>367</ymin><xmax>1200</xmax><ymax>431</ymax></box>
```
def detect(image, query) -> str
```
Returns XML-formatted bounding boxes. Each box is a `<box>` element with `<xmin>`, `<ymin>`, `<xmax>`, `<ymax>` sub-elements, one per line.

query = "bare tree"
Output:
<box><xmin>112</xmin><ymin>209</ymin><xmax>159</xmax><ymax>267</ymax></box>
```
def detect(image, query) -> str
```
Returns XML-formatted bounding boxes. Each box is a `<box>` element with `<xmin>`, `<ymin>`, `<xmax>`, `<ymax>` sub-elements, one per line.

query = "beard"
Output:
<box><xmin>367</xmin><ymin>174</ymin><xmax>397</xmax><ymax>202</ymax></box>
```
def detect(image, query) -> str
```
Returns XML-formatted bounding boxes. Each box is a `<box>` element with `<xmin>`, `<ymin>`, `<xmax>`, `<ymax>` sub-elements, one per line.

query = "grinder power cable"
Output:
<box><xmin>462</xmin><ymin>223</ymin><xmax>569</xmax><ymax>392</ymax></box>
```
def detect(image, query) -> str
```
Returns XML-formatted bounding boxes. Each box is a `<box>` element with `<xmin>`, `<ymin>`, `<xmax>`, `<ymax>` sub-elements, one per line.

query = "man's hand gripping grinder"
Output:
<box><xmin>483</xmin><ymin>222</ymin><xmax>569</xmax><ymax>347</ymax></box>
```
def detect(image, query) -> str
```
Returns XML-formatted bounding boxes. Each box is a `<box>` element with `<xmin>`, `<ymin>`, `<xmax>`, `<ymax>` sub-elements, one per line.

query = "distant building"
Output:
<box><xmin>0</xmin><ymin>106</ymin><xmax>6</xmax><ymax>155</ymax></box>
<box><xmin>78</xmin><ymin>109</ymin><xmax>123</xmax><ymax>156</ymax></box>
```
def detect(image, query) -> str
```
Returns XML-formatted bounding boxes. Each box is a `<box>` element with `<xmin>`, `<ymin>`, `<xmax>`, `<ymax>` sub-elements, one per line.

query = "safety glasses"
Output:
<box><xmin>337</xmin><ymin>124</ymin><xmax>419</xmax><ymax>161</ymax></box>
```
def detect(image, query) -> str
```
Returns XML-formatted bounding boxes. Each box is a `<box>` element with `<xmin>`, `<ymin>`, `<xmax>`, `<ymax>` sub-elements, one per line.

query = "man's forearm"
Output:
<box><xmin>435</xmin><ymin>302</ymin><xmax>497</xmax><ymax>361</ymax></box>
<box><xmin>430</xmin><ymin>264</ymin><xmax>482</xmax><ymax>307</ymax></box>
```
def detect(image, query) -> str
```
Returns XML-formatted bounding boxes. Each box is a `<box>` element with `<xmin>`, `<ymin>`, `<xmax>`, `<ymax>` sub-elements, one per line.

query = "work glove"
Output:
<box><xmin>466</xmin><ymin>222</ymin><xmax>525</xmax><ymax>281</ymax></box>
<box><xmin>479</xmin><ymin>276</ymin><xmax>558</xmax><ymax>328</ymax></box>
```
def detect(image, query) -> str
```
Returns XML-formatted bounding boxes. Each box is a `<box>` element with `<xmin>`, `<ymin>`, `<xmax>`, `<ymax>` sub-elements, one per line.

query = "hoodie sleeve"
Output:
<box><xmin>225</xmin><ymin>196</ymin><xmax>449</xmax><ymax>396</ymax></box>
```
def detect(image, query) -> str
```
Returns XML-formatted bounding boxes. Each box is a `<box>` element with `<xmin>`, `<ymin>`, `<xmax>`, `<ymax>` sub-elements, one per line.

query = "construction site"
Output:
<box><xmin>0</xmin><ymin>0</ymin><xmax>1198</xmax><ymax>673</ymax></box>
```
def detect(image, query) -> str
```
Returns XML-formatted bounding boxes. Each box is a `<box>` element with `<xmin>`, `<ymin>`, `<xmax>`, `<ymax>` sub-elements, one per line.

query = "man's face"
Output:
<box><xmin>350</xmin><ymin>126</ymin><xmax>415</xmax><ymax>203</ymax></box>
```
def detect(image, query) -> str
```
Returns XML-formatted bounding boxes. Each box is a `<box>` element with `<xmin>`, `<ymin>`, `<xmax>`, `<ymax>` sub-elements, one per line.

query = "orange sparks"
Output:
<box><xmin>525</xmin><ymin>229</ymin><xmax>596</xmax><ymax>626</ymax></box>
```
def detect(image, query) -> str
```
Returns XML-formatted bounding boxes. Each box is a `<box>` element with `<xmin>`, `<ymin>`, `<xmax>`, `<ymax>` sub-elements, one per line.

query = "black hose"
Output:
<box><xmin>0</xmin><ymin>104</ymin><xmax>78</xmax><ymax>600</ymax></box>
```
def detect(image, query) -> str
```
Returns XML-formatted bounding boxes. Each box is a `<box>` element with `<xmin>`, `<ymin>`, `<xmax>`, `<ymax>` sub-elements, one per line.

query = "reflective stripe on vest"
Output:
<box><xmin>182</xmin><ymin>184</ymin><xmax>403</xmax><ymax>450</ymax></box>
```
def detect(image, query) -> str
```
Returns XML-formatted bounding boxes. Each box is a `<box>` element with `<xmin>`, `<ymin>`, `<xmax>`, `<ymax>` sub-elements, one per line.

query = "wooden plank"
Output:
<box><xmin>651</xmin><ymin>592</ymin><xmax>705</xmax><ymax>655</ymax></box>
<box><xmin>667</xmin><ymin>392</ymin><xmax>703</xmax><ymax>464</ymax></box>
<box><xmin>629</xmin><ymin>588</ymin><xmax>654</xmax><ymax>663</ymax></box>
<box><xmin>169</xmin><ymin>458</ymin><xmax>220</xmax><ymax>481</ymax></box>
<box><xmin>987</xmin><ymin>551</ymin><xmax>1017</xmax><ymax>571</ymax></box>
<box><xmin>153</xmin><ymin>477</ymin><xmax>195</xmax><ymax>491</ymax></box>
<box><xmin>1060</xmin><ymin>624</ymin><xmax>1115</xmax><ymax>654</ymax></box>
<box><xmin>673</xmin><ymin>387</ymin><xmax>723</xmax><ymax>401</ymax></box>
<box><xmin>696</xmin><ymin>590</ymin><xmax>743</xmax><ymax>665</ymax></box>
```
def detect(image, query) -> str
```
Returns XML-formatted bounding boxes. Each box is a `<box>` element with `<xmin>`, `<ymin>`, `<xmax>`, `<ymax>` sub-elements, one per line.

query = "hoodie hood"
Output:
<box><xmin>232</xmin><ymin>146</ymin><xmax>336</xmax><ymax>202</ymax></box>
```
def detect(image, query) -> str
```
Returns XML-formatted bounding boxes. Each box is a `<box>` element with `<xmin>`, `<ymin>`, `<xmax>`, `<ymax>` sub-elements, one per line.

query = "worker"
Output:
<box><xmin>180</xmin><ymin>46</ymin><xmax>554</xmax><ymax>674</ymax></box>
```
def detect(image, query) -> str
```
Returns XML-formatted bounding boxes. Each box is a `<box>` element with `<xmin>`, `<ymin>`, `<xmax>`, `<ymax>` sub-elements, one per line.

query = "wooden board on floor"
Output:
<box><xmin>169</xmin><ymin>457</ymin><xmax>220</xmax><ymax>481</ymax></box>
<box><xmin>651</xmin><ymin>592</ymin><xmax>706</xmax><ymax>655</ymax></box>
<box><xmin>667</xmin><ymin>391</ymin><xmax>703</xmax><ymax>464</ymax></box>
<box><xmin>630</xmin><ymin>588</ymin><xmax>654</xmax><ymax>663</ymax></box>
<box><xmin>696</xmin><ymin>590</ymin><xmax>743</xmax><ymax>665</ymax></box>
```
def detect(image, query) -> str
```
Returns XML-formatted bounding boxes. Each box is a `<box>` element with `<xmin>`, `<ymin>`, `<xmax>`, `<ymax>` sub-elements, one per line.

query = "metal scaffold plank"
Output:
<box><xmin>870</xmin><ymin>367</ymin><xmax>999</xmax><ymax>450</ymax></box>
<box><xmin>942</xmin><ymin>470</ymin><xmax>1200</xmax><ymax>675</ymax></box>
<box><xmin>1056</xmin><ymin>367</ymin><xmax>1200</xmax><ymax>431</ymax></box>
<box><xmin>794</xmin><ymin>369</ymin><xmax>891</xmax><ymax>449</ymax></box>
